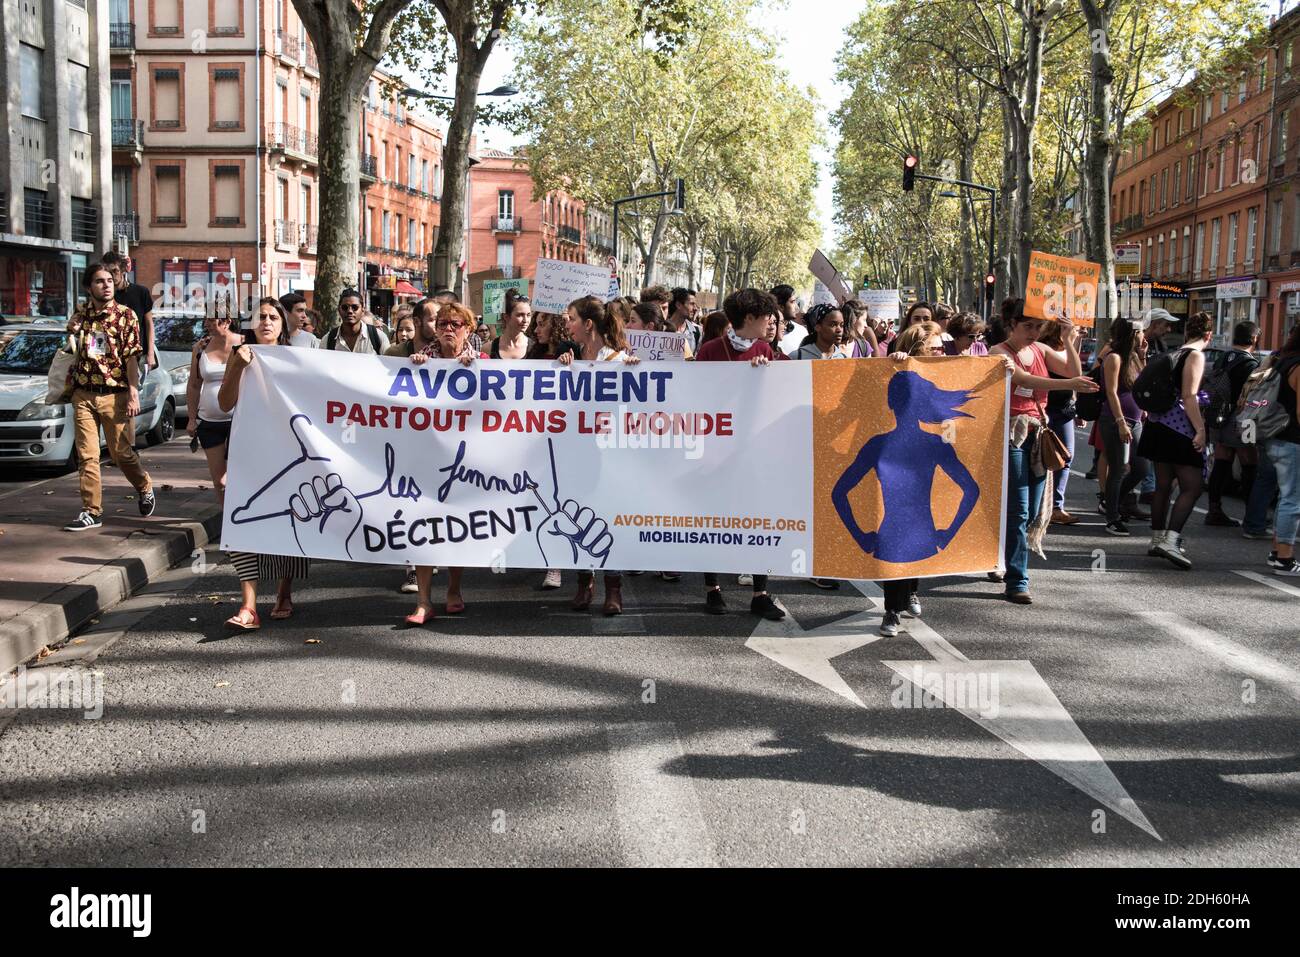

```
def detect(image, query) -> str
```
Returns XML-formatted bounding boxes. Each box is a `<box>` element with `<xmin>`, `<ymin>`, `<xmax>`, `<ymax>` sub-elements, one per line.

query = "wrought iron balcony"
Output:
<box><xmin>304</xmin><ymin>43</ymin><xmax>319</xmax><ymax>72</ymax></box>
<box><xmin>360</xmin><ymin>154</ymin><xmax>378</xmax><ymax>181</ymax></box>
<box><xmin>274</xmin><ymin>219</ymin><xmax>298</xmax><ymax>247</ymax></box>
<box><xmin>299</xmin><ymin>223</ymin><xmax>318</xmax><ymax>250</ymax></box>
<box><xmin>558</xmin><ymin>224</ymin><xmax>582</xmax><ymax>245</ymax></box>
<box><xmin>109</xmin><ymin>22</ymin><xmax>135</xmax><ymax>50</ymax></box>
<box><xmin>267</xmin><ymin>122</ymin><xmax>317</xmax><ymax>161</ymax></box>
<box><xmin>112</xmin><ymin>118</ymin><xmax>144</xmax><ymax>149</ymax></box>
<box><xmin>112</xmin><ymin>213</ymin><xmax>139</xmax><ymax>243</ymax></box>
<box><xmin>276</xmin><ymin>29</ymin><xmax>299</xmax><ymax>62</ymax></box>
<box><xmin>492</xmin><ymin>216</ymin><xmax>522</xmax><ymax>233</ymax></box>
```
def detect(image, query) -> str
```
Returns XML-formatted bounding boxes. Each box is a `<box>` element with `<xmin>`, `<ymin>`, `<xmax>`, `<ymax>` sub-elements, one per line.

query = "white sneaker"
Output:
<box><xmin>1154</xmin><ymin>531</ymin><xmax>1192</xmax><ymax>569</ymax></box>
<box><xmin>541</xmin><ymin>569</ymin><xmax>562</xmax><ymax>589</ymax></box>
<box><xmin>737</xmin><ymin>573</ymin><xmax>753</xmax><ymax>586</ymax></box>
<box><xmin>400</xmin><ymin>568</ymin><xmax>419</xmax><ymax>593</ymax></box>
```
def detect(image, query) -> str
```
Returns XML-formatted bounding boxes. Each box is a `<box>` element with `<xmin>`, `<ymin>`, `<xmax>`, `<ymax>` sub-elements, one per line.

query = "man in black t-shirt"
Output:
<box><xmin>1206</xmin><ymin>321</ymin><xmax>1262</xmax><ymax>525</ymax></box>
<box><xmin>102</xmin><ymin>251</ymin><xmax>156</xmax><ymax>370</ymax></box>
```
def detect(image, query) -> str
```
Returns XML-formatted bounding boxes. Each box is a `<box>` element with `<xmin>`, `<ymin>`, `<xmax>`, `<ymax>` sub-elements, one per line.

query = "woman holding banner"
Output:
<box><xmin>990</xmin><ymin>307</ymin><xmax>1099</xmax><ymax>604</ymax></box>
<box><xmin>559</xmin><ymin>296</ymin><xmax>641</xmax><ymax>615</ymax></box>
<box><xmin>400</xmin><ymin>302</ymin><xmax>484</xmax><ymax>625</ymax></box>
<box><xmin>217</xmin><ymin>298</ymin><xmax>309</xmax><ymax>630</ymax></box>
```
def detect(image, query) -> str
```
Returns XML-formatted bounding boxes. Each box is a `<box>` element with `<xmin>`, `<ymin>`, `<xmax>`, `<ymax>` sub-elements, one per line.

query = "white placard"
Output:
<box><xmin>808</xmin><ymin>249</ymin><xmax>853</xmax><ymax>304</ymax></box>
<box><xmin>532</xmin><ymin>258</ymin><xmax>614</xmax><ymax>315</ymax></box>
<box><xmin>812</xmin><ymin>281</ymin><xmax>836</xmax><ymax>307</ymax></box>
<box><xmin>624</xmin><ymin>329</ymin><xmax>687</xmax><ymax>361</ymax></box>
<box><xmin>860</xmin><ymin>289</ymin><xmax>901</xmax><ymax>323</ymax></box>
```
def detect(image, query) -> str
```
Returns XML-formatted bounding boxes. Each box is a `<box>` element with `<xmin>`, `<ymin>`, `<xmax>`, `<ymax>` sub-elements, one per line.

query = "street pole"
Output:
<box><xmin>612</xmin><ymin>179</ymin><xmax>685</xmax><ymax>294</ymax></box>
<box><xmin>916</xmin><ymin>170</ymin><xmax>999</xmax><ymax>321</ymax></box>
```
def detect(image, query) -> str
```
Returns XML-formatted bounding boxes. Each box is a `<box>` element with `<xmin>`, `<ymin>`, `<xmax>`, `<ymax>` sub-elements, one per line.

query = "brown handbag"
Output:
<box><xmin>1035</xmin><ymin>401</ymin><xmax>1070</xmax><ymax>471</ymax></box>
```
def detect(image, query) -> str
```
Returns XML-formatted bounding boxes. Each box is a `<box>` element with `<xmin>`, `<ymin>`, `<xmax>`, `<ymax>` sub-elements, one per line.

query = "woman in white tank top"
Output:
<box><xmin>185</xmin><ymin>313</ymin><xmax>244</xmax><ymax>505</ymax></box>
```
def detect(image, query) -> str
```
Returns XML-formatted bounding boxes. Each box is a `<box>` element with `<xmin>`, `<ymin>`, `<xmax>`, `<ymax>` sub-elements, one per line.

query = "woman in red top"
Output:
<box><xmin>990</xmin><ymin>305</ymin><xmax>1098</xmax><ymax>603</ymax></box>
<box><xmin>694</xmin><ymin>288</ymin><xmax>786</xmax><ymax>620</ymax></box>
<box><xmin>403</xmin><ymin>302</ymin><xmax>484</xmax><ymax>626</ymax></box>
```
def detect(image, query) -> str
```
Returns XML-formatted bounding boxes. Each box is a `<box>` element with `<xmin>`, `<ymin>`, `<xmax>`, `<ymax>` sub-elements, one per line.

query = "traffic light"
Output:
<box><xmin>902</xmin><ymin>155</ymin><xmax>918</xmax><ymax>191</ymax></box>
<box><xmin>674</xmin><ymin>177</ymin><xmax>686</xmax><ymax>211</ymax></box>
<box><xmin>984</xmin><ymin>272</ymin><xmax>996</xmax><ymax>301</ymax></box>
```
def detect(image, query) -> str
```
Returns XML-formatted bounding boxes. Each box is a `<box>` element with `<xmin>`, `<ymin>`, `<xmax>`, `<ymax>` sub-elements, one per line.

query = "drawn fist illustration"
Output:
<box><xmin>537</xmin><ymin>499</ymin><xmax>614</xmax><ymax>568</ymax></box>
<box><xmin>289</xmin><ymin>472</ymin><xmax>363</xmax><ymax>558</ymax></box>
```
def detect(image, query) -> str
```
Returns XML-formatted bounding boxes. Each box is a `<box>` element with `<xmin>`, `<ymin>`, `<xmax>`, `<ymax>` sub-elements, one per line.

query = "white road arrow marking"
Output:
<box><xmin>749</xmin><ymin>579</ymin><xmax>1160</xmax><ymax>839</ymax></box>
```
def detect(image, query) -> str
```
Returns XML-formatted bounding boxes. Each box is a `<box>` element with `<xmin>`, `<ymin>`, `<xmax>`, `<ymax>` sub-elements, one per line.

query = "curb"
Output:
<box><xmin>0</xmin><ymin>508</ymin><xmax>224</xmax><ymax>677</ymax></box>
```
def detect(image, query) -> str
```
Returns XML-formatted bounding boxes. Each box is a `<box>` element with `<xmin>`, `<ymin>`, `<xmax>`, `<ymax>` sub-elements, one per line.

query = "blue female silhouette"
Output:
<box><xmin>831</xmin><ymin>371</ymin><xmax>980</xmax><ymax>563</ymax></box>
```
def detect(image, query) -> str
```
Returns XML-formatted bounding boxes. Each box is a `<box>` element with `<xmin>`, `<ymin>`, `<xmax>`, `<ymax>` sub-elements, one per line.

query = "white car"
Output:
<box><xmin>0</xmin><ymin>324</ymin><xmax>176</xmax><ymax>470</ymax></box>
<box><xmin>152</xmin><ymin>312</ymin><xmax>210</xmax><ymax>422</ymax></box>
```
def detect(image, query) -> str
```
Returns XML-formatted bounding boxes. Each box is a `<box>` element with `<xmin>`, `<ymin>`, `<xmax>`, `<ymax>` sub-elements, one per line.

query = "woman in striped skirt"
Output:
<box><xmin>217</xmin><ymin>298</ymin><xmax>309</xmax><ymax>630</ymax></box>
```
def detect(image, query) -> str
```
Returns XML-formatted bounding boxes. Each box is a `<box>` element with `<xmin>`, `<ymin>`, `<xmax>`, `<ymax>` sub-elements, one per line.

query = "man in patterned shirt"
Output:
<box><xmin>63</xmin><ymin>264</ymin><xmax>156</xmax><ymax>531</ymax></box>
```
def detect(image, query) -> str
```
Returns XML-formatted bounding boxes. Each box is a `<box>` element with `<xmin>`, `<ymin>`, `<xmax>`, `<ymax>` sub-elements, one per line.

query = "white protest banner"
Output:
<box><xmin>624</xmin><ymin>329</ymin><xmax>687</xmax><ymax>361</ymax></box>
<box><xmin>808</xmin><ymin>249</ymin><xmax>854</xmax><ymax>304</ymax></box>
<box><xmin>861</xmin><ymin>289</ymin><xmax>901</xmax><ymax>324</ymax></box>
<box><xmin>532</xmin><ymin>258</ymin><xmax>613</xmax><ymax>314</ymax></box>
<box><xmin>222</xmin><ymin>349</ymin><xmax>1008</xmax><ymax>580</ymax></box>
<box><xmin>812</xmin><ymin>281</ymin><xmax>836</xmax><ymax>306</ymax></box>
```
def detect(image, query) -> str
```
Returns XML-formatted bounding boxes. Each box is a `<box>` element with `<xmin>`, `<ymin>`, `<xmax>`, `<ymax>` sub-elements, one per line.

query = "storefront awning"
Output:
<box><xmin>394</xmin><ymin>280</ymin><xmax>421</xmax><ymax>297</ymax></box>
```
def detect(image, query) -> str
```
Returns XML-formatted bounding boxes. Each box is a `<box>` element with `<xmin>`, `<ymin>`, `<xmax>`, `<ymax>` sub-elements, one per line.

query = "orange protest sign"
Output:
<box><xmin>1023</xmin><ymin>251</ymin><xmax>1101</xmax><ymax>328</ymax></box>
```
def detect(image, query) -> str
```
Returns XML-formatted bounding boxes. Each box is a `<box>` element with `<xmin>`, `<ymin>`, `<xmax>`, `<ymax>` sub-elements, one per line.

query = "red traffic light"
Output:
<box><xmin>902</xmin><ymin>154</ymin><xmax>918</xmax><ymax>192</ymax></box>
<box><xmin>984</xmin><ymin>273</ymin><xmax>996</xmax><ymax>285</ymax></box>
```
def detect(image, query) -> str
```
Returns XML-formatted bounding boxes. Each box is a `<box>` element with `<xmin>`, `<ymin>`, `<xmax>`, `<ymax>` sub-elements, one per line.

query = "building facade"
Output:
<box><xmin>106</xmin><ymin>0</ymin><xmax>445</xmax><ymax>323</ymax></box>
<box><xmin>466</xmin><ymin>149</ymin><xmax>586</xmax><ymax>286</ymax></box>
<box><xmin>1263</xmin><ymin>6</ymin><xmax>1300</xmax><ymax>341</ymax></box>
<box><xmin>1</xmin><ymin>0</ymin><xmax>113</xmax><ymax>321</ymax></box>
<box><xmin>1112</xmin><ymin>44</ymin><xmax>1274</xmax><ymax>345</ymax></box>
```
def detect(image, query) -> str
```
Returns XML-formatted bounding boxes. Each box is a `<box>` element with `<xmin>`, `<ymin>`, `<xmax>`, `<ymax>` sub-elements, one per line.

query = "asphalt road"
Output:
<box><xmin>1</xmin><ymin>456</ymin><xmax>1297</xmax><ymax>867</ymax></box>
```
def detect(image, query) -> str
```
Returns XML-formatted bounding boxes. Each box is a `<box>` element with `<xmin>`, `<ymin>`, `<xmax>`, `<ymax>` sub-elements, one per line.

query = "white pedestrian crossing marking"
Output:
<box><xmin>1233</xmin><ymin>569</ymin><xmax>1300</xmax><ymax>600</ymax></box>
<box><xmin>1136</xmin><ymin>609</ymin><xmax>1300</xmax><ymax>703</ymax></box>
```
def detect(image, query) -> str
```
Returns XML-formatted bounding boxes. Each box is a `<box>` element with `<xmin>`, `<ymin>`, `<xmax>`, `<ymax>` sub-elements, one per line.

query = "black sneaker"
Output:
<box><xmin>880</xmin><ymin>611</ymin><xmax>901</xmax><ymax>637</ymax></box>
<box><xmin>1242</xmin><ymin>529</ymin><xmax>1273</xmax><ymax>540</ymax></box>
<box><xmin>1267</xmin><ymin>551</ymin><xmax>1284</xmax><ymax>569</ymax></box>
<box><xmin>138</xmin><ymin>489</ymin><xmax>156</xmax><ymax>517</ymax></box>
<box><xmin>750</xmin><ymin>594</ymin><xmax>785</xmax><ymax>621</ymax></box>
<box><xmin>659</xmin><ymin>571</ymin><xmax>681</xmax><ymax>583</ymax></box>
<box><xmin>808</xmin><ymin>578</ymin><xmax>840</xmax><ymax>590</ymax></box>
<box><xmin>64</xmin><ymin>510</ymin><xmax>102</xmax><ymax>532</ymax></box>
<box><xmin>1275</xmin><ymin>558</ymin><xmax>1300</xmax><ymax>577</ymax></box>
<box><xmin>1105</xmin><ymin>520</ymin><xmax>1130</xmax><ymax>536</ymax></box>
<box><xmin>705</xmin><ymin>589</ymin><xmax>727</xmax><ymax>615</ymax></box>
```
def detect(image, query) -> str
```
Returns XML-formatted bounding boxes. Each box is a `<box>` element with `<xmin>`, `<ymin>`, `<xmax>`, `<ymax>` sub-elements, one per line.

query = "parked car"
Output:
<box><xmin>152</xmin><ymin>311</ymin><xmax>208</xmax><ymax>423</ymax></box>
<box><xmin>0</xmin><ymin>325</ymin><xmax>175</xmax><ymax>470</ymax></box>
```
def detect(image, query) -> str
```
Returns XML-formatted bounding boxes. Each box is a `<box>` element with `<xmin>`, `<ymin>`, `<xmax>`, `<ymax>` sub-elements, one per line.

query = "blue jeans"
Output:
<box><xmin>1047</xmin><ymin>406</ymin><xmax>1075</xmax><ymax>511</ymax></box>
<box><xmin>1005</xmin><ymin>439</ymin><xmax>1047</xmax><ymax>594</ymax></box>
<box><xmin>1244</xmin><ymin>451</ymin><xmax>1279</xmax><ymax>534</ymax></box>
<box><xmin>1264</xmin><ymin>439</ymin><xmax>1300</xmax><ymax>546</ymax></box>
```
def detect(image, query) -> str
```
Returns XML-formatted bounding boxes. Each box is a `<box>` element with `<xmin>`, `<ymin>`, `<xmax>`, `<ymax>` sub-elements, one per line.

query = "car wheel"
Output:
<box><xmin>147</xmin><ymin>399</ymin><xmax>176</xmax><ymax>446</ymax></box>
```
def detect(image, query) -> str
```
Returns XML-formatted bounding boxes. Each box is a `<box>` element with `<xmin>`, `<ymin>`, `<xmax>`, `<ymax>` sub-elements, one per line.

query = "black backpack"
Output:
<box><xmin>1072</xmin><ymin>364</ymin><xmax>1106</xmax><ymax>421</ymax></box>
<box><xmin>1133</xmin><ymin>348</ymin><xmax>1189</xmax><ymax>414</ymax></box>
<box><xmin>325</xmin><ymin>324</ymin><xmax>383</xmax><ymax>353</ymax></box>
<box><xmin>1204</xmin><ymin>350</ymin><xmax>1258</xmax><ymax>428</ymax></box>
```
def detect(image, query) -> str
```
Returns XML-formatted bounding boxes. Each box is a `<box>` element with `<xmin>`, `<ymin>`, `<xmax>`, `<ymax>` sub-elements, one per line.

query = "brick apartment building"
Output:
<box><xmin>466</xmin><ymin>149</ymin><xmax>587</xmax><ymax>285</ymax></box>
<box><xmin>1263</xmin><ymin>5</ymin><xmax>1300</xmax><ymax>339</ymax></box>
<box><xmin>107</xmin><ymin>0</ymin><xmax>445</xmax><ymax>325</ymax></box>
<box><xmin>1112</xmin><ymin>39</ymin><xmax>1274</xmax><ymax>344</ymax></box>
<box><xmin>1</xmin><ymin>0</ymin><xmax>112</xmax><ymax>320</ymax></box>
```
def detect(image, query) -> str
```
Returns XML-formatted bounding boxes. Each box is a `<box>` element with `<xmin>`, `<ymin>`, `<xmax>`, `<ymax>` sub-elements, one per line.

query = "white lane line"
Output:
<box><xmin>604</xmin><ymin>722</ymin><xmax>717</xmax><ymax>867</ymax></box>
<box><xmin>1232</xmin><ymin>569</ymin><xmax>1300</xmax><ymax>600</ymax></box>
<box><xmin>1135</xmin><ymin>609</ymin><xmax>1300</xmax><ymax>703</ymax></box>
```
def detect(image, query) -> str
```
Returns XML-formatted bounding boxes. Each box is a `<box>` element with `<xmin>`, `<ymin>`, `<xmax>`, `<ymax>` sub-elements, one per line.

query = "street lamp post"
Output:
<box><xmin>612</xmin><ymin>178</ymin><xmax>685</xmax><ymax>294</ymax></box>
<box><xmin>919</xmin><ymin>171</ymin><xmax>998</xmax><ymax>321</ymax></box>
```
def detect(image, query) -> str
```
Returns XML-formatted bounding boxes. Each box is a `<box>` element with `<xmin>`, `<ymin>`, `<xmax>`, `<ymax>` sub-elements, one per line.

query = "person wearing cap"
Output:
<box><xmin>1142</xmin><ymin>308</ymin><xmax>1178</xmax><ymax>356</ymax></box>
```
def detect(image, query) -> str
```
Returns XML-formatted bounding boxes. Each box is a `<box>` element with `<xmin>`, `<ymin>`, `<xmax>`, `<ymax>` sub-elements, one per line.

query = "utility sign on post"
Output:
<box><xmin>1114</xmin><ymin>243</ymin><xmax>1142</xmax><ymax>279</ymax></box>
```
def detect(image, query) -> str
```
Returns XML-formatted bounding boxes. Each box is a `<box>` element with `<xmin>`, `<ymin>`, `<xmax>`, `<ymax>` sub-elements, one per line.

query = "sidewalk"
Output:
<box><xmin>0</xmin><ymin>438</ymin><xmax>222</xmax><ymax>675</ymax></box>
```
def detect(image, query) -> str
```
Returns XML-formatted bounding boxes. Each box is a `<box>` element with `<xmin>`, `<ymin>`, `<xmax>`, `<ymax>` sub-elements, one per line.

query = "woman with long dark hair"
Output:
<box><xmin>217</xmin><ymin>298</ymin><xmax>306</xmax><ymax>630</ymax></box>
<box><xmin>559</xmin><ymin>296</ymin><xmax>641</xmax><ymax>614</ymax></box>
<box><xmin>1097</xmin><ymin>318</ymin><xmax>1151</xmax><ymax>535</ymax></box>
<box><xmin>1138</xmin><ymin>310</ymin><xmax>1212</xmax><ymax>568</ymax></box>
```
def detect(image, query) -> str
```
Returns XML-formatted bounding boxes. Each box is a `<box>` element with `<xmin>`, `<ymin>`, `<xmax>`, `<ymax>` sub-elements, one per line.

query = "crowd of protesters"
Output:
<box><xmin>57</xmin><ymin>250</ymin><xmax>1300</xmax><ymax>635</ymax></box>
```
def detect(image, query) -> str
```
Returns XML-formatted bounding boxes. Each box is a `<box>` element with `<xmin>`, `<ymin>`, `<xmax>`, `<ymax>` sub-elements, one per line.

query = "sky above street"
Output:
<box><xmin>459</xmin><ymin>0</ymin><xmax>864</xmax><ymax>248</ymax></box>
